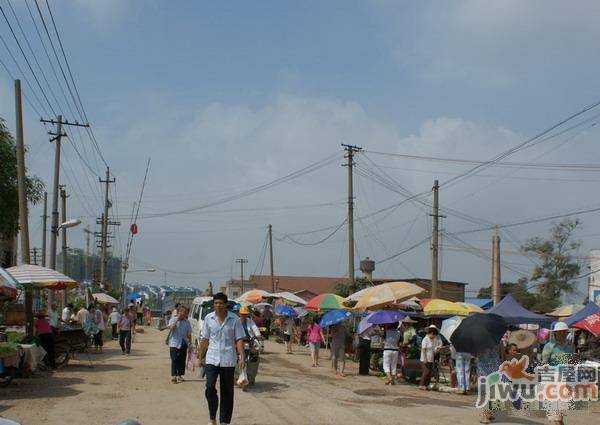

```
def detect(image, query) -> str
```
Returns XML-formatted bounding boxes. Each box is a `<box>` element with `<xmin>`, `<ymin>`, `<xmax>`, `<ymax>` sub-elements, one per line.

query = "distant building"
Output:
<box><xmin>589</xmin><ymin>249</ymin><xmax>600</xmax><ymax>303</ymax></box>
<box><xmin>222</xmin><ymin>274</ymin><xmax>467</xmax><ymax>302</ymax></box>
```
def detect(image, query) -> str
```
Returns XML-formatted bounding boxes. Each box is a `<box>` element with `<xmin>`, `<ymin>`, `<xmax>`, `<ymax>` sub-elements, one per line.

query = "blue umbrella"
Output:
<box><xmin>367</xmin><ymin>310</ymin><xmax>406</xmax><ymax>325</ymax></box>
<box><xmin>127</xmin><ymin>293</ymin><xmax>142</xmax><ymax>300</ymax></box>
<box><xmin>320</xmin><ymin>310</ymin><xmax>352</xmax><ymax>328</ymax></box>
<box><xmin>294</xmin><ymin>307</ymin><xmax>309</xmax><ymax>317</ymax></box>
<box><xmin>274</xmin><ymin>305</ymin><xmax>297</xmax><ymax>316</ymax></box>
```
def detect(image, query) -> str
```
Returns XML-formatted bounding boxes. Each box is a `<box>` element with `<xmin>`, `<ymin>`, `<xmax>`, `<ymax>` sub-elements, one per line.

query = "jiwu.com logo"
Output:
<box><xmin>476</xmin><ymin>355</ymin><xmax>598</xmax><ymax>409</ymax></box>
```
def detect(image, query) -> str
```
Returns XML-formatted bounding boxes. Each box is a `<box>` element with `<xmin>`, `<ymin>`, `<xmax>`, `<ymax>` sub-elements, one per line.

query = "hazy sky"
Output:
<box><xmin>2</xmin><ymin>1</ymin><xmax>600</xmax><ymax>300</ymax></box>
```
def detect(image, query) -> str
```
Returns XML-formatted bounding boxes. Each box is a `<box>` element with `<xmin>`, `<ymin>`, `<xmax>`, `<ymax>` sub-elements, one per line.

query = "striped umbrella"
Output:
<box><xmin>0</xmin><ymin>266</ymin><xmax>18</xmax><ymax>299</ymax></box>
<box><xmin>7</xmin><ymin>264</ymin><xmax>78</xmax><ymax>290</ymax></box>
<box><xmin>305</xmin><ymin>293</ymin><xmax>346</xmax><ymax>312</ymax></box>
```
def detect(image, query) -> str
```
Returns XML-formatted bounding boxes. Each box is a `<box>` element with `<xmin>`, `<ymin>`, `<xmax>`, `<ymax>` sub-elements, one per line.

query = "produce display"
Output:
<box><xmin>0</xmin><ymin>342</ymin><xmax>19</xmax><ymax>358</ymax></box>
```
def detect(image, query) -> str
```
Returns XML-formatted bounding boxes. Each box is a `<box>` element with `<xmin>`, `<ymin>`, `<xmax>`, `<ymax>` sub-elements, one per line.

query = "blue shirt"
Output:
<box><xmin>168</xmin><ymin>317</ymin><xmax>192</xmax><ymax>349</ymax></box>
<box><xmin>542</xmin><ymin>340</ymin><xmax>573</xmax><ymax>366</ymax></box>
<box><xmin>201</xmin><ymin>312</ymin><xmax>245</xmax><ymax>367</ymax></box>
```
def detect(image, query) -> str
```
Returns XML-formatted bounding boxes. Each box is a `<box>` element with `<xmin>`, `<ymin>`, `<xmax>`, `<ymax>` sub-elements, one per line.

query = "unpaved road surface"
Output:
<box><xmin>1</xmin><ymin>327</ymin><xmax>598</xmax><ymax>425</ymax></box>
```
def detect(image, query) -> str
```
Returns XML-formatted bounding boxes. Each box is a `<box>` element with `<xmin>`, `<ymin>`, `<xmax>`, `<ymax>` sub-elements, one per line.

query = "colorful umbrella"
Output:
<box><xmin>450</xmin><ymin>313</ymin><xmax>508</xmax><ymax>356</ymax></box>
<box><xmin>270</xmin><ymin>291</ymin><xmax>307</xmax><ymax>305</ymax></box>
<box><xmin>548</xmin><ymin>304</ymin><xmax>584</xmax><ymax>317</ymax></box>
<box><xmin>254</xmin><ymin>302</ymin><xmax>272</xmax><ymax>308</ymax></box>
<box><xmin>0</xmin><ymin>266</ymin><xmax>18</xmax><ymax>299</ymax></box>
<box><xmin>419</xmin><ymin>298</ymin><xmax>432</xmax><ymax>308</ymax></box>
<box><xmin>7</xmin><ymin>264</ymin><xmax>78</xmax><ymax>290</ymax></box>
<box><xmin>305</xmin><ymin>293</ymin><xmax>347</xmax><ymax>311</ymax></box>
<box><xmin>274</xmin><ymin>305</ymin><xmax>298</xmax><ymax>316</ymax></box>
<box><xmin>320</xmin><ymin>310</ymin><xmax>352</xmax><ymax>327</ymax></box>
<box><xmin>573</xmin><ymin>312</ymin><xmax>600</xmax><ymax>336</ymax></box>
<box><xmin>353</xmin><ymin>281</ymin><xmax>425</xmax><ymax>310</ymax></box>
<box><xmin>237</xmin><ymin>289</ymin><xmax>271</xmax><ymax>304</ymax></box>
<box><xmin>456</xmin><ymin>302</ymin><xmax>484</xmax><ymax>314</ymax></box>
<box><xmin>423</xmin><ymin>299</ymin><xmax>470</xmax><ymax>316</ymax></box>
<box><xmin>366</xmin><ymin>310</ymin><xmax>406</xmax><ymax>325</ymax></box>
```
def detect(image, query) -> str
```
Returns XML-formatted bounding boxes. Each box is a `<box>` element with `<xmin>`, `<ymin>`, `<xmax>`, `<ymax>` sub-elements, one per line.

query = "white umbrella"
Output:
<box><xmin>93</xmin><ymin>293</ymin><xmax>120</xmax><ymax>304</ymax></box>
<box><xmin>343</xmin><ymin>286</ymin><xmax>373</xmax><ymax>303</ymax></box>
<box><xmin>441</xmin><ymin>315</ymin><xmax>464</xmax><ymax>341</ymax></box>
<box><xmin>270</xmin><ymin>291</ymin><xmax>307</xmax><ymax>305</ymax></box>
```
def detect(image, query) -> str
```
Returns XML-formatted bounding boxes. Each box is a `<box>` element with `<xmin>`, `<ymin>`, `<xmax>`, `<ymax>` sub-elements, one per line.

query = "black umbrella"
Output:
<box><xmin>450</xmin><ymin>313</ymin><xmax>507</xmax><ymax>356</ymax></box>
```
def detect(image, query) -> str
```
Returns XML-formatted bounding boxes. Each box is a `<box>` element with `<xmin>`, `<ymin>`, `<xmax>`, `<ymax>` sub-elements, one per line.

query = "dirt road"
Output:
<box><xmin>0</xmin><ymin>327</ymin><xmax>598</xmax><ymax>425</ymax></box>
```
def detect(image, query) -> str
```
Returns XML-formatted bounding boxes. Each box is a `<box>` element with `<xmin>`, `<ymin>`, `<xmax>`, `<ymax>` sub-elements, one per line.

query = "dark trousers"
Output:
<box><xmin>170</xmin><ymin>342</ymin><xmax>188</xmax><ymax>377</ymax></box>
<box><xmin>421</xmin><ymin>361</ymin><xmax>434</xmax><ymax>387</ymax></box>
<box><xmin>39</xmin><ymin>333</ymin><xmax>56</xmax><ymax>369</ymax></box>
<box><xmin>359</xmin><ymin>338</ymin><xmax>371</xmax><ymax>375</ymax></box>
<box><xmin>93</xmin><ymin>330</ymin><xmax>104</xmax><ymax>347</ymax></box>
<box><xmin>119</xmin><ymin>330</ymin><xmax>131</xmax><ymax>354</ymax></box>
<box><xmin>111</xmin><ymin>323</ymin><xmax>118</xmax><ymax>339</ymax></box>
<box><xmin>205</xmin><ymin>365</ymin><xmax>235</xmax><ymax>424</ymax></box>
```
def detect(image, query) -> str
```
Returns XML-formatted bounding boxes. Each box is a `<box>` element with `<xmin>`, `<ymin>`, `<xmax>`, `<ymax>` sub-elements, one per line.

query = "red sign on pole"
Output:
<box><xmin>130</xmin><ymin>223</ymin><xmax>138</xmax><ymax>235</ymax></box>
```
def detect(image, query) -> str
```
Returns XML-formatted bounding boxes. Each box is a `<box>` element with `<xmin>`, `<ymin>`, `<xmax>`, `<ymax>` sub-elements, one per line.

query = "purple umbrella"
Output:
<box><xmin>367</xmin><ymin>310</ymin><xmax>406</xmax><ymax>325</ymax></box>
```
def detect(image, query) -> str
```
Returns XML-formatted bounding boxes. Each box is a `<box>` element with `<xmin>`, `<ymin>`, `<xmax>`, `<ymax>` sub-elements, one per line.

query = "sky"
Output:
<box><xmin>2</xmin><ymin>0</ymin><xmax>600</xmax><ymax>300</ymax></box>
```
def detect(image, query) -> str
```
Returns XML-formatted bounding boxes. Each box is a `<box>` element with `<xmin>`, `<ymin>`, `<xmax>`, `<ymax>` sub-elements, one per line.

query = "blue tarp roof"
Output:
<box><xmin>465</xmin><ymin>298</ymin><xmax>493</xmax><ymax>309</ymax></box>
<box><xmin>564</xmin><ymin>302</ymin><xmax>600</xmax><ymax>326</ymax></box>
<box><xmin>486</xmin><ymin>294</ymin><xmax>553</xmax><ymax>326</ymax></box>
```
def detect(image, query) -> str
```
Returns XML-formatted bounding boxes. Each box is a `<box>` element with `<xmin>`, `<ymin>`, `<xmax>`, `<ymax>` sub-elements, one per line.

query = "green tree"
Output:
<box><xmin>477</xmin><ymin>278</ymin><xmax>537</xmax><ymax>310</ymax></box>
<box><xmin>334</xmin><ymin>277</ymin><xmax>371</xmax><ymax>298</ymax></box>
<box><xmin>0</xmin><ymin>118</ymin><xmax>44</xmax><ymax>266</ymax></box>
<box><xmin>521</xmin><ymin>219</ymin><xmax>582</xmax><ymax>312</ymax></box>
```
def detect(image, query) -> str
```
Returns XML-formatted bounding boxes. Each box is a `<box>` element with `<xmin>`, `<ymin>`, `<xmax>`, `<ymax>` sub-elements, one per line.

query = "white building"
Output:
<box><xmin>588</xmin><ymin>249</ymin><xmax>600</xmax><ymax>303</ymax></box>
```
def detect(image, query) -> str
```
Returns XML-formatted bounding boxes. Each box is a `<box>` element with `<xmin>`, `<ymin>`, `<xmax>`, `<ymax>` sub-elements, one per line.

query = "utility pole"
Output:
<box><xmin>83</xmin><ymin>226</ymin><xmax>92</xmax><ymax>284</ymax></box>
<box><xmin>268</xmin><ymin>224</ymin><xmax>275</xmax><ymax>293</ymax></box>
<box><xmin>342</xmin><ymin>144</ymin><xmax>362</xmax><ymax>288</ymax></box>
<box><xmin>430</xmin><ymin>180</ymin><xmax>445</xmax><ymax>299</ymax></box>
<box><xmin>491</xmin><ymin>229</ymin><xmax>502</xmax><ymax>305</ymax></box>
<box><xmin>236</xmin><ymin>258</ymin><xmax>248</xmax><ymax>294</ymax></box>
<box><xmin>41</xmin><ymin>192</ymin><xmax>48</xmax><ymax>267</ymax></box>
<box><xmin>30</xmin><ymin>248</ymin><xmax>40</xmax><ymax>265</ymax></box>
<box><xmin>60</xmin><ymin>186</ymin><xmax>69</xmax><ymax>304</ymax></box>
<box><xmin>41</xmin><ymin>115</ymin><xmax>88</xmax><ymax>304</ymax></box>
<box><xmin>99</xmin><ymin>167</ymin><xmax>115</xmax><ymax>290</ymax></box>
<box><xmin>15</xmin><ymin>80</ymin><xmax>33</xmax><ymax>336</ymax></box>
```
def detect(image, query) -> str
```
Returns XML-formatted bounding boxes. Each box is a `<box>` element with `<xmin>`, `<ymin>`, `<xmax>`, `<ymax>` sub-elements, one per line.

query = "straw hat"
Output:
<box><xmin>508</xmin><ymin>330</ymin><xmax>537</xmax><ymax>350</ymax></box>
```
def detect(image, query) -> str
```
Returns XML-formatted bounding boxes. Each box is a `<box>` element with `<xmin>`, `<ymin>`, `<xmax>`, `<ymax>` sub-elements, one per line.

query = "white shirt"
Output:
<box><xmin>61</xmin><ymin>307</ymin><xmax>71</xmax><ymax>322</ymax></box>
<box><xmin>420</xmin><ymin>335</ymin><xmax>443</xmax><ymax>363</ymax></box>
<box><xmin>383</xmin><ymin>329</ymin><xmax>401</xmax><ymax>350</ymax></box>
<box><xmin>201</xmin><ymin>312</ymin><xmax>245</xmax><ymax>367</ymax></box>
<box><xmin>47</xmin><ymin>308</ymin><xmax>59</xmax><ymax>328</ymax></box>
<box><xmin>94</xmin><ymin>310</ymin><xmax>105</xmax><ymax>331</ymax></box>
<box><xmin>76</xmin><ymin>308</ymin><xmax>90</xmax><ymax>324</ymax></box>
<box><xmin>168</xmin><ymin>316</ymin><xmax>192</xmax><ymax>349</ymax></box>
<box><xmin>109</xmin><ymin>311</ymin><xmax>121</xmax><ymax>325</ymax></box>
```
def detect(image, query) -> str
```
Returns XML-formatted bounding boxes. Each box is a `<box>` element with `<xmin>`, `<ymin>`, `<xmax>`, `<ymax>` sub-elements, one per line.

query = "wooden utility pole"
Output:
<box><xmin>430</xmin><ymin>179</ymin><xmax>444</xmax><ymax>299</ymax></box>
<box><xmin>236</xmin><ymin>258</ymin><xmax>248</xmax><ymax>294</ymax></box>
<box><xmin>15</xmin><ymin>80</ymin><xmax>33</xmax><ymax>335</ymax></box>
<box><xmin>99</xmin><ymin>167</ymin><xmax>115</xmax><ymax>289</ymax></box>
<box><xmin>268</xmin><ymin>224</ymin><xmax>275</xmax><ymax>293</ymax></box>
<box><xmin>343</xmin><ymin>144</ymin><xmax>362</xmax><ymax>288</ymax></box>
<box><xmin>491</xmin><ymin>230</ymin><xmax>502</xmax><ymax>305</ymax></box>
<box><xmin>41</xmin><ymin>192</ymin><xmax>48</xmax><ymax>267</ymax></box>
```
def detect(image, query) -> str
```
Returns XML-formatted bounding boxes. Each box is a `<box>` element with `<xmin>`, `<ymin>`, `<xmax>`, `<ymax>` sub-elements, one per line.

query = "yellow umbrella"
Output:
<box><xmin>456</xmin><ymin>302</ymin><xmax>484</xmax><ymax>314</ymax></box>
<box><xmin>353</xmin><ymin>281</ymin><xmax>425</xmax><ymax>310</ymax></box>
<box><xmin>424</xmin><ymin>299</ymin><xmax>471</xmax><ymax>316</ymax></box>
<box><xmin>548</xmin><ymin>304</ymin><xmax>583</xmax><ymax>317</ymax></box>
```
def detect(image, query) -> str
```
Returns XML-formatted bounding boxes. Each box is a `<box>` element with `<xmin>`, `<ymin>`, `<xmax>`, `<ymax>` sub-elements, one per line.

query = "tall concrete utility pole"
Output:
<box><xmin>15</xmin><ymin>80</ymin><xmax>33</xmax><ymax>336</ymax></box>
<box><xmin>41</xmin><ymin>192</ymin><xmax>48</xmax><ymax>267</ymax></box>
<box><xmin>41</xmin><ymin>116</ymin><xmax>89</xmax><ymax>304</ymax></box>
<box><xmin>60</xmin><ymin>186</ymin><xmax>69</xmax><ymax>304</ymax></box>
<box><xmin>491</xmin><ymin>230</ymin><xmax>502</xmax><ymax>305</ymax></box>
<box><xmin>99</xmin><ymin>167</ymin><xmax>115</xmax><ymax>289</ymax></box>
<box><xmin>236</xmin><ymin>258</ymin><xmax>248</xmax><ymax>294</ymax></box>
<box><xmin>342</xmin><ymin>144</ymin><xmax>362</xmax><ymax>288</ymax></box>
<box><xmin>430</xmin><ymin>180</ymin><xmax>444</xmax><ymax>299</ymax></box>
<box><xmin>83</xmin><ymin>226</ymin><xmax>93</xmax><ymax>283</ymax></box>
<box><xmin>268</xmin><ymin>224</ymin><xmax>275</xmax><ymax>293</ymax></box>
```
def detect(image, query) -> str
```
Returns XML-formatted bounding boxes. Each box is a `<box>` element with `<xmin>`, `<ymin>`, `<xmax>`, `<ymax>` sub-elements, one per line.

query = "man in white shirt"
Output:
<box><xmin>47</xmin><ymin>303</ymin><xmax>60</xmax><ymax>330</ymax></box>
<box><xmin>76</xmin><ymin>305</ymin><xmax>90</xmax><ymax>325</ymax></box>
<box><xmin>198</xmin><ymin>293</ymin><xmax>245</xmax><ymax>425</ymax></box>
<box><xmin>108</xmin><ymin>307</ymin><xmax>121</xmax><ymax>340</ymax></box>
<box><xmin>419</xmin><ymin>325</ymin><xmax>443</xmax><ymax>390</ymax></box>
<box><xmin>62</xmin><ymin>303</ymin><xmax>73</xmax><ymax>323</ymax></box>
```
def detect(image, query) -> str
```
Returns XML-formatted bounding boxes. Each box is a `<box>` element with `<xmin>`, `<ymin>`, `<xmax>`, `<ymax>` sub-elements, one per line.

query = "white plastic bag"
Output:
<box><xmin>236</xmin><ymin>367</ymin><xmax>248</xmax><ymax>386</ymax></box>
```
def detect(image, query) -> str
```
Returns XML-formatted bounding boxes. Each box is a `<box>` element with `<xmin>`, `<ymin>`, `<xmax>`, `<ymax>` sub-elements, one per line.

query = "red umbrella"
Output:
<box><xmin>573</xmin><ymin>312</ymin><xmax>600</xmax><ymax>336</ymax></box>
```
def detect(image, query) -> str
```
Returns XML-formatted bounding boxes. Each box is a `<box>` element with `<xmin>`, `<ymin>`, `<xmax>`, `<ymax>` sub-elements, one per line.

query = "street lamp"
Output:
<box><xmin>128</xmin><ymin>268</ymin><xmax>156</xmax><ymax>273</ymax></box>
<box><xmin>58</xmin><ymin>218</ymin><xmax>81</xmax><ymax>230</ymax></box>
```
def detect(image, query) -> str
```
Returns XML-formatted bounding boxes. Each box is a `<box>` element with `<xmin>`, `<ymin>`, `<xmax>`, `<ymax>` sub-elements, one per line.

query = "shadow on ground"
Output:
<box><xmin>0</xmin><ymin>376</ymin><xmax>84</xmax><ymax>400</ymax></box>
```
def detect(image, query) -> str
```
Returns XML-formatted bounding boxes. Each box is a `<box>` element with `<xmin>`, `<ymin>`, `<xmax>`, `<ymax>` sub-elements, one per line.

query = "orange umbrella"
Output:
<box><xmin>236</xmin><ymin>289</ymin><xmax>271</xmax><ymax>304</ymax></box>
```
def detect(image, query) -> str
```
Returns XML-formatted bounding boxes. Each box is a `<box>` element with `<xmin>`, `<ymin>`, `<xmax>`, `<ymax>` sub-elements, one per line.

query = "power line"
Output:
<box><xmin>275</xmin><ymin>219</ymin><xmax>347</xmax><ymax>246</ymax></box>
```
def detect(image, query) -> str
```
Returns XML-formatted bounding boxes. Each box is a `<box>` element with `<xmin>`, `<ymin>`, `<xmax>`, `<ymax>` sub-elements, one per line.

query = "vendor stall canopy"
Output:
<box><xmin>6</xmin><ymin>264</ymin><xmax>77</xmax><ymax>290</ymax></box>
<box><xmin>563</xmin><ymin>302</ymin><xmax>600</xmax><ymax>327</ymax></box>
<box><xmin>486</xmin><ymin>294</ymin><xmax>552</xmax><ymax>326</ymax></box>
